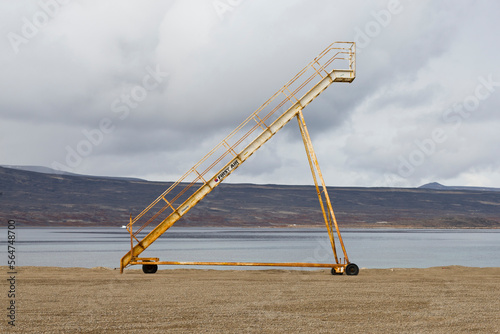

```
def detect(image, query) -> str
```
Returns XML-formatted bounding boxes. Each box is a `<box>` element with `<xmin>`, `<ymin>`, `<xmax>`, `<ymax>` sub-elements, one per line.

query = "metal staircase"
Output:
<box><xmin>121</xmin><ymin>42</ymin><xmax>357</xmax><ymax>275</ymax></box>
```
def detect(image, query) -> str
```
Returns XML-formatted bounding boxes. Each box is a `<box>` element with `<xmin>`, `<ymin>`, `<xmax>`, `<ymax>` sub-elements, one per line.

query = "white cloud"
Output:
<box><xmin>1</xmin><ymin>0</ymin><xmax>499</xmax><ymax>188</ymax></box>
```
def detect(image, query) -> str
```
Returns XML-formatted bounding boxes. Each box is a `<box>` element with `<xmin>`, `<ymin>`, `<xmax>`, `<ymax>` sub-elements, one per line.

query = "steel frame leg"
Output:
<box><xmin>296</xmin><ymin>111</ymin><xmax>349</xmax><ymax>264</ymax></box>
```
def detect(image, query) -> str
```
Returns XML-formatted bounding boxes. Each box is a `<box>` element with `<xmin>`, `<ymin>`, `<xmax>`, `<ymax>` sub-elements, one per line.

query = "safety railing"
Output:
<box><xmin>127</xmin><ymin>42</ymin><xmax>355</xmax><ymax>238</ymax></box>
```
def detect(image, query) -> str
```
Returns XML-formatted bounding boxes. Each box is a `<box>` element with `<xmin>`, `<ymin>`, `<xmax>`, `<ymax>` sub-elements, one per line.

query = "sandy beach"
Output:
<box><xmin>2</xmin><ymin>266</ymin><xmax>499</xmax><ymax>333</ymax></box>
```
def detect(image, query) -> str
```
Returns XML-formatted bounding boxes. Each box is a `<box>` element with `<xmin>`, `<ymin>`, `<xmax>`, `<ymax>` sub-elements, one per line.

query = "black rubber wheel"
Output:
<box><xmin>331</xmin><ymin>268</ymin><xmax>343</xmax><ymax>275</ymax></box>
<box><xmin>345</xmin><ymin>263</ymin><xmax>359</xmax><ymax>276</ymax></box>
<box><xmin>142</xmin><ymin>264</ymin><xmax>158</xmax><ymax>274</ymax></box>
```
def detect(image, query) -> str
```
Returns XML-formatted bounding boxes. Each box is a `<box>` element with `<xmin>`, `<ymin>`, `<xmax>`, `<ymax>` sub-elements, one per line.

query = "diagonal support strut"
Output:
<box><xmin>296</xmin><ymin>110</ymin><xmax>349</xmax><ymax>264</ymax></box>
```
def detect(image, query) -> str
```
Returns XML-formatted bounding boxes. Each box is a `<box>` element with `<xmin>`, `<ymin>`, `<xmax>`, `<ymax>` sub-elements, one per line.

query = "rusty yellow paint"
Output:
<box><xmin>296</xmin><ymin>110</ymin><xmax>349</xmax><ymax>264</ymax></box>
<box><xmin>131</xmin><ymin>260</ymin><xmax>346</xmax><ymax>269</ymax></box>
<box><xmin>120</xmin><ymin>42</ymin><xmax>356</xmax><ymax>273</ymax></box>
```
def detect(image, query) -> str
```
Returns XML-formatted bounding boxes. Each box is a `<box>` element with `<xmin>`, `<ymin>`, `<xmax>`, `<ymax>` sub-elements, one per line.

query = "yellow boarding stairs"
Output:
<box><xmin>120</xmin><ymin>42</ymin><xmax>359</xmax><ymax>275</ymax></box>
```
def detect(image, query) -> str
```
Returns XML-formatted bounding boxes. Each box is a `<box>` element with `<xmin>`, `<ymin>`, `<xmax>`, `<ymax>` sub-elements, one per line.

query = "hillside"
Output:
<box><xmin>419</xmin><ymin>182</ymin><xmax>500</xmax><ymax>192</ymax></box>
<box><xmin>1</xmin><ymin>166</ymin><xmax>499</xmax><ymax>228</ymax></box>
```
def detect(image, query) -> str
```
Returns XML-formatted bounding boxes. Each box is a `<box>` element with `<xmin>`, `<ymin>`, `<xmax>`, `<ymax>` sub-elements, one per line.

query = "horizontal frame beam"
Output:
<box><xmin>131</xmin><ymin>260</ymin><xmax>346</xmax><ymax>268</ymax></box>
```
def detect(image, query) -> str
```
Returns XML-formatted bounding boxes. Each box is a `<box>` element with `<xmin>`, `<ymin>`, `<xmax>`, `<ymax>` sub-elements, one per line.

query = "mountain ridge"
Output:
<box><xmin>419</xmin><ymin>182</ymin><xmax>500</xmax><ymax>192</ymax></box>
<box><xmin>1</xmin><ymin>166</ymin><xmax>499</xmax><ymax>228</ymax></box>
<box><xmin>5</xmin><ymin>165</ymin><xmax>500</xmax><ymax>192</ymax></box>
<box><xmin>0</xmin><ymin>165</ymin><xmax>145</xmax><ymax>182</ymax></box>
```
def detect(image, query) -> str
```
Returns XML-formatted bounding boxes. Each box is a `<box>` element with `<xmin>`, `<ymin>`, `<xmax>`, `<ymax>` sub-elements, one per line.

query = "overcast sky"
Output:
<box><xmin>1</xmin><ymin>0</ymin><xmax>499</xmax><ymax>187</ymax></box>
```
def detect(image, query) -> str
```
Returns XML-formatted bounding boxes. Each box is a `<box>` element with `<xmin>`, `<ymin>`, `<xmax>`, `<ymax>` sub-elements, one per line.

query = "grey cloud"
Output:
<box><xmin>1</xmin><ymin>0</ymin><xmax>499</xmax><ymax>188</ymax></box>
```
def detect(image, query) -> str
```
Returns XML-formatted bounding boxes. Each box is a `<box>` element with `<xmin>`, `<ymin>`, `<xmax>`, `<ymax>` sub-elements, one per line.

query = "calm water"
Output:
<box><xmin>3</xmin><ymin>227</ymin><xmax>499</xmax><ymax>269</ymax></box>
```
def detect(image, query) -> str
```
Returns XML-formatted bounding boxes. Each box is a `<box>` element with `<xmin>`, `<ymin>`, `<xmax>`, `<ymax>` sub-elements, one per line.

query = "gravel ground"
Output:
<box><xmin>2</xmin><ymin>266</ymin><xmax>499</xmax><ymax>333</ymax></box>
